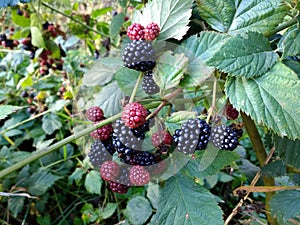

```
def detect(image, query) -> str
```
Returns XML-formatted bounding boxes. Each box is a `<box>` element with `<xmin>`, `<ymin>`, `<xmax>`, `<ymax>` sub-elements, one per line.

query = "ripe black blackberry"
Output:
<box><xmin>229</xmin><ymin>124</ymin><xmax>243</xmax><ymax>139</ymax></box>
<box><xmin>142</xmin><ymin>71</ymin><xmax>160</xmax><ymax>95</ymax></box>
<box><xmin>176</xmin><ymin>119</ymin><xmax>211</xmax><ymax>154</ymax></box>
<box><xmin>211</xmin><ymin>125</ymin><xmax>238</xmax><ymax>150</ymax></box>
<box><xmin>133</xmin><ymin>151</ymin><xmax>156</xmax><ymax>166</ymax></box>
<box><xmin>88</xmin><ymin>140</ymin><xmax>113</xmax><ymax>169</ymax></box>
<box><xmin>102</xmin><ymin>137</ymin><xmax>116</xmax><ymax>155</ymax></box>
<box><xmin>100</xmin><ymin>161</ymin><xmax>119</xmax><ymax>181</ymax></box>
<box><xmin>122</xmin><ymin>40</ymin><xmax>155</xmax><ymax>72</ymax></box>
<box><xmin>112</xmin><ymin>135</ymin><xmax>138</xmax><ymax>165</ymax></box>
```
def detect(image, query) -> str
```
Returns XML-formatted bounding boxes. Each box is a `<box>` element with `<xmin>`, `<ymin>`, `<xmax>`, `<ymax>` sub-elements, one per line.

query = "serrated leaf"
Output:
<box><xmin>261</xmin><ymin>160</ymin><xmax>286</xmax><ymax>177</ymax></box>
<box><xmin>197</xmin><ymin>0</ymin><xmax>288</xmax><ymax>35</ymax></box>
<box><xmin>156</xmin><ymin>173</ymin><xmax>223</xmax><ymax>225</ymax></box>
<box><xmin>147</xmin><ymin>184</ymin><xmax>160</xmax><ymax>209</ymax></box>
<box><xmin>126</xmin><ymin>196</ymin><xmax>152</xmax><ymax>225</ymax></box>
<box><xmin>165</xmin><ymin>111</ymin><xmax>197</xmax><ymax>134</ymax></box>
<box><xmin>101</xmin><ymin>203</ymin><xmax>117</xmax><ymax>219</ymax></box>
<box><xmin>185</xmin><ymin>145</ymin><xmax>240</xmax><ymax>179</ymax></box>
<box><xmin>83</xmin><ymin>58</ymin><xmax>122</xmax><ymax>86</ymax></box>
<box><xmin>110</xmin><ymin>12</ymin><xmax>125</xmax><ymax>39</ymax></box>
<box><xmin>94</xmin><ymin>81</ymin><xmax>125</xmax><ymax>117</ymax></box>
<box><xmin>153</xmin><ymin>51</ymin><xmax>188</xmax><ymax>92</ymax></box>
<box><xmin>8</xmin><ymin>196</ymin><xmax>24</xmax><ymax>218</ymax></box>
<box><xmin>279</xmin><ymin>27</ymin><xmax>300</xmax><ymax>58</ymax></box>
<box><xmin>274</xmin><ymin>136</ymin><xmax>300</xmax><ymax>169</ymax></box>
<box><xmin>0</xmin><ymin>105</ymin><xmax>22</xmax><ymax>120</ymax></box>
<box><xmin>84</xmin><ymin>170</ymin><xmax>102</xmax><ymax>195</ymax></box>
<box><xmin>225</xmin><ymin>63</ymin><xmax>300</xmax><ymax>140</ymax></box>
<box><xmin>207</xmin><ymin>31</ymin><xmax>278</xmax><ymax>78</ymax></box>
<box><xmin>42</xmin><ymin>113</ymin><xmax>62</xmax><ymax>135</ymax></box>
<box><xmin>115</xmin><ymin>67</ymin><xmax>147</xmax><ymax>98</ymax></box>
<box><xmin>31</xmin><ymin>27</ymin><xmax>46</xmax><ymax>49</ymax></box>
<box><xmin>132</xmin><ymin>0</ymin><xmax>193</xmax><ymax>41</ymax></box>
<box><xmin>28</xmin><ymin>169</ymin><xmax>61</xmax><ymax>196</ymax></box>
<box><xmin>270</xmin><ymin>190</ymin><xmax>300</xmax><ymax>221</ymax></box>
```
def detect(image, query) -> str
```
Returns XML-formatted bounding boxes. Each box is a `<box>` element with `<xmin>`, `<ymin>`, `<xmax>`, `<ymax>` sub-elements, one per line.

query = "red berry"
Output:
<box><xmin>144</xmin><ymin>22</ymin><xmax>160</xmax><ymax>41</ymax></box>
<box><xmin>129</xmin><ymin>166</ymin><xmax>150</xmax><ymax>186</ymax></box>
<box><xmin>225</xmin><ymin>104</ymin><xmax>239</xmax><ymax>120</ymax></box>
<box><xmin>109</xmin><ymin>181</ymin><xmax>129</xmax><ymax>194</ymax></box>
<box><xmin>86</xmin><ymin>106</ymin><xmax>104</xmax><ymax>122</ymax></box>
<box><xmin>90</xmin><ymin>122</ymin><xmax>113</xmax><ymax>141</ymax></box>
<box><xmin>121</xmin><ymin>102</ymin><xmax>148</xmax><ymax>129</ymax></box>
<box><xmin>127</xmin><ymin>23</ymin><xmax>145</xmax><ymax>41</ymax></box>
<box><xmin>100</xmin><ymin>161</ymin><xmax>119</xmax><ymax>181</ymax></box>
<box><xmin>152</xmin><ymin>130</ymin><xmax>172</xmax><ymax>147</ymax></box>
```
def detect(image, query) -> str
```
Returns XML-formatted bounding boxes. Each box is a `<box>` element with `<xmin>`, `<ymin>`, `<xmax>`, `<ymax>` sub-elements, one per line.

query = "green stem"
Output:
<box><xmin>241</xmin><ymin>112</ymin><xmax>277</xmax><ymax>225</ymax></box>
<box><xmin>206</xmin><ymin>75</ymin><xmax>217</xmax><ymax>123</ymax></box>
<box><xmin>129</xmin><ymin>72</ymin><xmax>143</xmax><ymax>103</ymax></box>
<box><xmin>264</xmin><ymin>18</ymin><xmax>298</xmax><ymax>37</ymax></box>
<box><xmin>40</xmin><ymin>2</ymin><xmax>107</xmax><ymax>37</ymax></box>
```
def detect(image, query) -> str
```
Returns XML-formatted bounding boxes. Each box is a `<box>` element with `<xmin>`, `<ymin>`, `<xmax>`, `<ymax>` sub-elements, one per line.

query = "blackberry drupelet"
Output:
<box><xmin>122</xmin><ymin>40</ymin><xmax>156</xmax><ymax>72</ymax></box>
<box><xmin>88</xmin><ymin>140</ymin><xmax>113</xmax><ymax>169</ymax></box>
<box><xmin>142</xmin><ymin>71</ymin><xmax>160</xmax><ymax>95</ymax></box>
<box><xmin>211</xmin><ymin>125</ymin><xmax>238</xmax><ymax>150</ymax></box>
<box><xmin>109</xmin><ymin>181</ymin><xmax>130</xmax><ymax>194</ymax></box>
<box><xmin>173</xmin><ymin>129</ymin><xmax>182</xmax><ymax>144</ymax></box>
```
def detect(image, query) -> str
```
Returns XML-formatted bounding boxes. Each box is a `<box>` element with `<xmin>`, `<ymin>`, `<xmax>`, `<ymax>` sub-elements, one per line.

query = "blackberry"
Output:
<box><xmin>133</xmin><ymin>151</ymin><xmax>156</xmax><ymax>166</ymax></box>
<box><xmin>144</xmin><ymin>22</ymin><xmax>160</xmax><ymax>41</ymax></box>
<box><xmin>155</xmin><ymin>144</ymin><xmax>170</xmax><ymax>155</ymax></box>
<box><xmin>211</xmin><ymin>125</ymin><xmax>238</xmax><ymax>151</ymax></box>
<box><xmin>90</xmin><ymin>121</ymin><xmax>113</xmax><ymax>141</ymax></box>
<box><xmin>152</xmin><ymin>130</ymin><xmax>172</xmax><ymax>147</ymax></box>
<box><xmin>112</xmin><ymin>135</ymin><xmax>138</xmax><ymax>165</ymax></box>
<box><xmin>127</xmin><ymin>23</ymin><xmax>144</xmax><ymax>41</ymax></box>
<box><xmin>177</xmin><ymin>119</ymin><xmax>211</xmax><ymax>154</ymax></box>
<box><xmin>129</xmin><ymin>166</ymin><xmax>151</xmax><ymax>186</ymax></box>
<box><xmin>86</xmin><ymin>106</ymin><xmax>104</xmax><ymax>122</ymax></box>
<box><xmin>88</xmin><ymin>140</ymin><xmax>113</xmax><ymax>169</ymax></box>
<box><xmin>114</xmin><ymin>165</ymin><xmax>131</xmax><ymax>186</ymax></box>
<box><xmin>173</xmin><ymin>129</ymin><xmax>182</xmax><ymax>144</ymax></box>
<box><xmin>122</xmin><ymin>102</ymin><xmax>148</xmax><ymax>129</ymax></box>
<box><xmin>102</xmin><ymin>138</ymin><xmax>116</xmax><ymax>155</ymax></box>
<box><xmin>130</xmin><ymin>116</ymin><xmax>153</xmax><ymax>139</ymax></box>
<box><xmin>142</xmin><ymin>71</ymin><xmax>160</xmax><ymax>95</ymax></box>
<box><xmin>109</xmin><ymin>181</ymin><xmax>130</xmax><ymax>194</ymax></box>
<box><xmin>225</xmin><ymin>104</ymin><xmax>239</xmax><ymax>120</ymax></box>
<box><xmin>100</xmin><ymin>161</ymin><xmax>119</xmax><ymax>181</ymax></box>
<box><xmin>0</xmin><ymin>34</ymin><xmax>7</xmax><ymax>42</ymax></box>
<box><xmin>122</xmin><ymin>40</ymin><xmax>156</xmax><ymax>72</ymax></box>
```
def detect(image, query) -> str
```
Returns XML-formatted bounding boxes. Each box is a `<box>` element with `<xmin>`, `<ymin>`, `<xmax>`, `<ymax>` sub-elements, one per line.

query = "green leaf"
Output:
<box><xmin>175</xmin><ymin>34</ymin><xmax>215</xmax><ymax>87</ymax></box>
<box><xmin>225</xmin><ymin>63</ymin><xmax>300</xmax><ymax>140</ymax></box>
<box><xmin>110</xmin><ymin>12</ymin><xmax>125</xmax><ymax>39</ymax></box>
<box><xmin>42</xmin><ymin>113</ymin><xmax>62</xmax><ymax>135</ymax></box>
<box><xmin>283</xmin><ymin>59</ymin><xmax>300</xmax><ymax>79</ymax></box>
<box><xmin>132</xmin><ymin>0</ymin><xmax>193</xmax><ymax>41</ymax></box>
<box><xmin>68</xmin><ymin>168</ymin><xmax>85</xmax><ymax>185</ymax></box>
<box><xmin>153</xmin><ymin>51</ymin><xmax>188</xmax><ymax>92</ymax></box>
<box><xmin>100</xmin><ymin>203</ymin><xmax>117</xmax><ymax>219</ymax></box>
<box><xmin>279</xmin><ymin>27</ymin><xmax>300</xmax><ymax>58</ymax></box>
<box><xmin>28</xmin><ymin>169</ymin><xmax>61</xmax><ymax>196</ymax></box>
<box><xmin>91</xmin><ymin>7</ymin><xmax>113</xmax><ymax>19</ymax></box>
<box><xmin>147</xmin><ymin>184</ymin><xmax>160</xmax><ymax>209</ymax></box>
<box><xmin>185</xmin><ymin>144</ymin><xmax>240</xmax><ymax>179</ymax></box>
<box><xmin>0</xmin><ymin>105</ymin><xmax>22</xmax><ymax>120</ymax></box>
<box><xmin>11</xmin><ymin>8</ymin><xmax>30</xmax><ymax>27</ymax></box>
<box><xmin>31</xmin><ymin>27</ymin><xmax>46</xmax><ymax>49</ymax></box>
<box><xmin>17</xmin><ymin>75</ymin><xmax>33</xmax><ymax>89</ymax></box>
<box><xmin>84</xmin><ymin>170</ymin><xmax>102</xmax><ymax>195</ymax></box>
<box><xmin>196</xmin><ymin>0</ymin><xmax>288</xmax><ymax>35</ymax></box>
<box><xmin>156</xmin><ymin>173</ymin><xmax>223</xmax><ymax>225</ymax></box>
<box><xmin>8</xmin><ymin>196</ymin><xmax>24</xmax><ymax>218</ymax></box>
<box><xmin>274</xmin><ymin>136</ymin><xmax>300</xmax><ymax>169</ymax></box>
<box><xmin>115</xmin><ymin>67</ymin><xmax>146</xmax><ymax>98</ymax></box>
<box><xmin>94</xmin><ymin>81</ymin><xmax>125</xmax><ymax>117</ymax></box>
<box><xmin>83</xmin><ymin>58</ymin><xmax>122</xmax><ymax>86</ymax></box>
<box><xmin>45</xmin><ymin>40</ymin><xmax>60</xmax><ymax>59</ymax></box>
<box><xmin>126</xmin><ymin>196</ymin><xmax>152</xmax><ymax>225</ymax></box>
<box><xmin>165</xmin><ymin>111</ymin><xmax>197</xmax><ymax>134</ymax></box>
<box><xmin>118</xmin><ymin>0</ymin><xmax>128</xmax><ymax>7</ymax></box>
<box><xmin>207</xmin><ymin>31</ymin><xmax>278</xmax><ymax>78</ymax></box>
<box><xmin>261</xmin><ymin>160</ymin><xmax>286</xmax><ymax>177</ymax></box>
<box><xmin>270</xmin><ymin>190</ymin><xmax>300</xmax><ymax>222</ymax></box>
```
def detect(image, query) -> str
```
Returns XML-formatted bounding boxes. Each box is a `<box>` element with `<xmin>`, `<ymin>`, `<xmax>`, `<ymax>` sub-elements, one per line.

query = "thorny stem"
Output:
<box><xmin>129</xmin><ymin>72</ymin><xmax>143</xmax><ymax>103</ymax></box>
<box><xmin>206</xmin><ymin>75</ymin><xmax>217</xmax><ymax>124</ymax></box>
<box><xmin>40</xmin><ymin>2</ymin><xmax>107</xmax><ymax>37</ymax></box>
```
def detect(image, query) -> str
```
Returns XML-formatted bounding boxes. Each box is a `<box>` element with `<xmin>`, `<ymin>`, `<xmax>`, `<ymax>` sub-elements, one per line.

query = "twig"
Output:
<box><xmin>129</xmin><ymin>72</ymin><xmax>143</xmax><ymax>103</ymax></box>
<box><xmin>0</xmin><ymin>192</ymin><xmax>38</xmax><ymax>199</ymax></box>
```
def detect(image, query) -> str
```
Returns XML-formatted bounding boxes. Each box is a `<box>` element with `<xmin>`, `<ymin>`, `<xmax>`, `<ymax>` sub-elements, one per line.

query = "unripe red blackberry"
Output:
<box><xmin>86</xmin><ymin>106</ymin><xmax>104</xmax><ymax>122</ymax></box>
<box><xmin>144</xmin><ymin>22</ymin><xmax>160</xmax><ymax>41</ymax></box>
<box><xmin>122</xmin><ymin>102</ymin><xmax>148</xmax><ymax>129</ymax></box>
<box><xmin>90</xmin><ymin>121</ymin><xmax>113</xmax><ymax>141</ymax></box>
<box><xmin>127</xmin><ymin>23</ymin><xmax>145</xmax><ymax>40</ymax></box>
<box><xmin>109</xmin><ymin>181</ymin><xmax>130</xmax><ymax>194</ymax></box>
<box><xmin>129</xmin><ymin>166</ymin><xmax>150</xmax><ymax>186</ymax></box>
<box><xmin>152</xmin><ymin>130</ymin><xmax>172</xmax><ymax>147</ymax></box>
<box><xmin>225</xmin><ymin>104</ymin><xmax>239</xmax><ymax>120</ymax></box>
<box><xmin>100</xmin><ymin>161</ymin><xmax>119</xmax><ymax>181</ymax></box>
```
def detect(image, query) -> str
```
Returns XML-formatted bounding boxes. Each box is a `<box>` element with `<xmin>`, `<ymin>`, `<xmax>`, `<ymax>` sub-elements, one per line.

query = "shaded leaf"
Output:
<box><xmin>8</xmin><ymin>196</ymin><xmax>24</xmax><ymax>218</ymax></box>
<box><xmin>84</xmin><ymin>170</ymin><xmax>102</xmax><ymax>195</ymax></box>
<box><xmin>94</xmin><ymin>81</ymin><xmax>125</xmax><ymax>117</ymax></box>
<box><xmin>101</xmin><ymin>203</ymin><xmax>117</xmax><ymax>219</ymax></box>
<box><xmin>261</xmin><ymin>160</ymin><xmax>286</xmax><ymax>177</ymax></box>
<box><xmin>83</xmin><ymin>58</ymin><xmax>123</xmax><ymax>86</ymax></box>
<box><xmin>225</xmin><ymin>63</ymin><xmax>300</xmax><ymax>140</ymax></box>
<box><xmin>68</xmin><ymin>168</ymin><xmax>85</xmax><ymax>185</ymax></box>
<box><xmin>156</xmin><ymin>173</ymin><xmax>223</xmax><ymax>225</ymax></box>
<box><xmin>45</xmin><ymin>40</ymin><xmax>60</xmax><ymax>59</ymax></box>
<box><xmin>110</xmin><ymin>12</ymin><xmax>125</xmax><ymax>39</ymax></box>
<box><xmin>0</xmin><ymin>105</ymin><xmax>22</xmax><ymax>120</ymax></box>
<box><xmin>126</xmin><ymin>196</ymin><xmax>152</xmax><ymax>225</ymax></box>
<box><xmin>31</xmin><ymin>27</ymin><xmax>46</xmax><ymax>49</ymax></box>
<box><xmin>132</xmin><ymin>0</ymin><xmax>193</xmax><ymax>41</ymax></box>
<box><xmin>270</xmin><ymin>190</ymin><xmax>300</xmax><ymax>221</ymax></box>
<box><xmin>147</xmin><ymin>184</ymin><xmax>160</xmax><ymax>209</ymax></box>
<box><xmin>207</xmin><ymin>31</ymin><xmax>278</xmax><ymax>78</ymax></box>
<box><xmin>279</xmin><ymin>27</ymin><xmax>300</xmax><ymax>58</ymax></box>
<box><xmin>42</xmin><ymin>113</ymin><xmax>62</xmax><ymax>135</ymax></box>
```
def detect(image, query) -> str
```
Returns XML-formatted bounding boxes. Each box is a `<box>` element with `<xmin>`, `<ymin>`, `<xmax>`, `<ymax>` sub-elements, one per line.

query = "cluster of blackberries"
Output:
<box><xmin>37</xmin><ymin>49</ymin><xmax>65</xmax><ymax>76</ymax></box>
<box><xmin>17</xmin><ymin>5</ymin><xmax>30</xmax><ymax>18</ymax></box>
<box><xmin>127</xmin><ymin>22</ymin><xmax>160</xmax><ymax>41</ymax></box>
<box><xmin>0</xmin><ymin>33</ymin><xmax>19</xmax><ymax>49</ymax></box>
<box><xmin>173</xmin><ymin>118</ymin><xmax>243</xmax><ymax>154</ymax></box>
<box><xmin>21</xmin><ymin>90</ymin><xmax>48</xmax><ymax>115</ymax></box>
<box><xmin>87</xmin><ymin>104</ymin><xmax>170</xmax><ymax>193</ymax></box>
